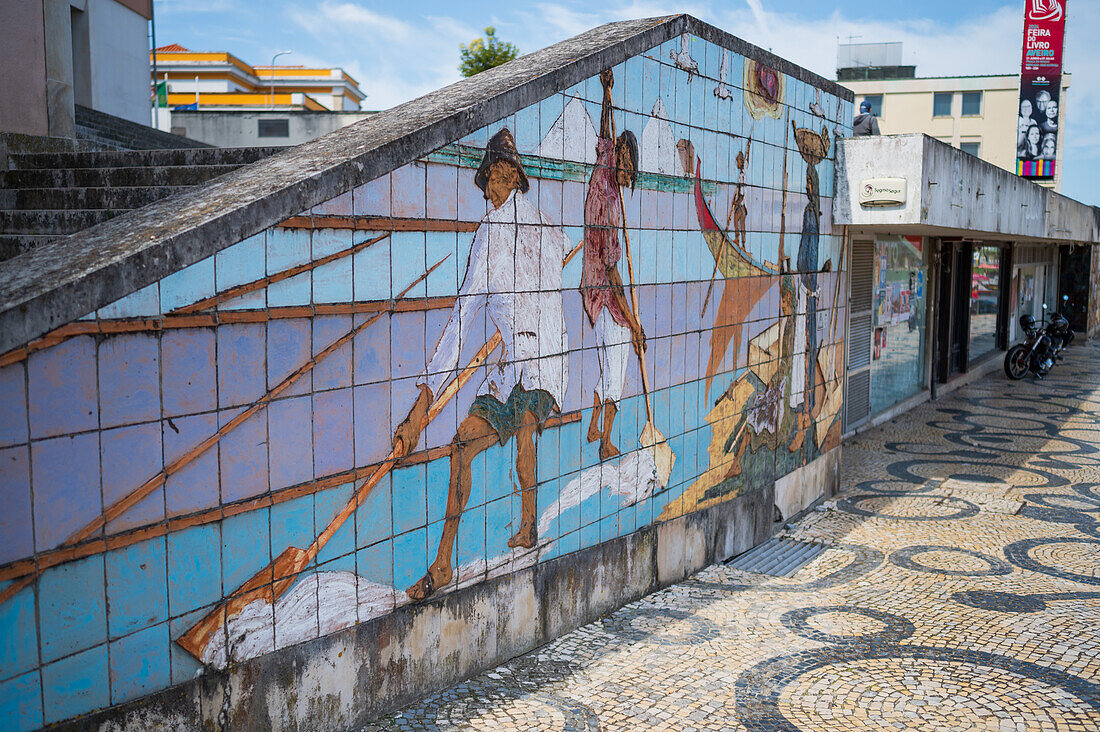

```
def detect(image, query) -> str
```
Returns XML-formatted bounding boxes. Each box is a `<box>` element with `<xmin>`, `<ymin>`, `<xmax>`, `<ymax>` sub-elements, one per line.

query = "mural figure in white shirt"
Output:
<box><xmin>394</xmin><ymin>128</ymin><xmax>571</xmax><ymax>601</ymax></box>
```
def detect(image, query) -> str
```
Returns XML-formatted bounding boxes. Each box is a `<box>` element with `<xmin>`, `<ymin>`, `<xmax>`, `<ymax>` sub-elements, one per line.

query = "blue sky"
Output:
<box><xmin>156</xmin><ymin>1</ymin><xmax>1099</xmax><ymax>205</ymax></box>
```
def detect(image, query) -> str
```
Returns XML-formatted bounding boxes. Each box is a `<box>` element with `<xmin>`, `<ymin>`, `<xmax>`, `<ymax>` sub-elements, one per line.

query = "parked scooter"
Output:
<box><xmin>1004</xmin><ymin>297</ymin><xmax>1071</xmax><ymax>380</ymax></box>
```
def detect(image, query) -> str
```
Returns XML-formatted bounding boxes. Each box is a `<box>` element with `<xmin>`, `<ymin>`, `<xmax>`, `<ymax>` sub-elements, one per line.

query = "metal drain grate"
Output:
<box><xmin>725</xmin><ymin>538</ymin><xmax>828</xmax><ymax>577</ymax></box>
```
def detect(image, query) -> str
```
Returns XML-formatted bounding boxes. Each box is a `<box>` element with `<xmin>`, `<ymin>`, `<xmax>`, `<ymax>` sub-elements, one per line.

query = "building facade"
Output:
<box><xmin>843</xmin><ymin>73</ymin><xmax>1071</xmax><ymax>193</ymax></box>
<box><xmin>0</xmin><ymin>0</ymin><xmax>152</xmax><ymax>138</ymax></box>
<box><xmin>168</xmin><ymin>110</ymin><xmax>375</xmax><ymax>148</ymax></box>
<box><xmin>152</xmin><ymin>44</ymin><xmax>366</xmax><ymax>112</ymax></box>
<box><xmin>835</xmin><ymin>134</ymin><xmax>1099</xmax><ymax>433</ymax></box>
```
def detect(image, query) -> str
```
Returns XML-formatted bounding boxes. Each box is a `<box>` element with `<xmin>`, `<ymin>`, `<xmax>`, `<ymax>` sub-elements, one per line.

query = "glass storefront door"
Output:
<box><xmin>870</xmin><ymin>236</ymin><xmax>928</xmax><ymax>416</ymax></box>
<box><xmin>1011</xmin><ymin>264</ymin><xmax>1046</xmax><ymax>341</ymax></box>
<box><xmin>968</xmin><ymin>245</ymin><xmax>1002</xmax><ymax>361</ymax></box>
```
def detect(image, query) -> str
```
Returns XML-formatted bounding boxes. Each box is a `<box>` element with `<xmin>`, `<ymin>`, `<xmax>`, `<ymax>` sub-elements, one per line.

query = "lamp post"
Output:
<box><xmin>269</xmin><ymin>50</ymin><xmax>292</xmax><ymax>109</ymax></box>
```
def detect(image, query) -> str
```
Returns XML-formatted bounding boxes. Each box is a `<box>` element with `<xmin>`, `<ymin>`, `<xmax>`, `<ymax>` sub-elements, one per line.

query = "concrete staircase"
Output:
<box><xmin>75</xmin><ymin>104</ymin><xmax>211</xmax><ymax>151</ymax></box>
<box><xmin>0</xmin><ymin>147</ymin><xmax>280</xmax><ymax>260</ymax></box>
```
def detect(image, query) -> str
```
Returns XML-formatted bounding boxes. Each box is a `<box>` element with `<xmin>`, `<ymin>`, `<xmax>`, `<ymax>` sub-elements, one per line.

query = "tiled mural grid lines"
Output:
<box><xmin>0</xmin><ymin>32</ymin><xmax>848</xmax><ymax>728</ymax></box>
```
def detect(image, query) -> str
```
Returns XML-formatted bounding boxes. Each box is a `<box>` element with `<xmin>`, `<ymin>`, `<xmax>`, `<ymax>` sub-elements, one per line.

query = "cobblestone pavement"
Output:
<box><xmin>373</xmin><ymin>341</ymin><xmax>1100</xmax><ymax>731</ymax></box>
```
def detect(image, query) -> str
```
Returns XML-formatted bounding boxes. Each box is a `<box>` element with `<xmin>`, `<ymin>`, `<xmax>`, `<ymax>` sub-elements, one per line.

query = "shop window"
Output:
<box><xmin>869</xmin><ymin>236</ymin><xmax>927</xmax><ymax>417</ymax></box>
<box><xmin>933</xmin><ymin>92</ymin><xmax>953</xmax><ymax>117</ymax></box>
<box><xmin>961</xmin><ymin>91</ymin><xmax>982</xmax><ymax>116</ymax></box>
<box><xmin>969</xmin><ymin>245</ymin><xmax>1001</xmax><ymax>361</ymax></box>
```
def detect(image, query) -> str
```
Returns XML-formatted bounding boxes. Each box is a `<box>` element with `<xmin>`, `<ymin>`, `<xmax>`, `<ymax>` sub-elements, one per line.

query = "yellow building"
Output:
<box><xmin>843</xmin><ymin>70</ymin><xmax>1070</xmax><ymax>192</ymax></box>
<box><xmin>151</xmin><ymin>44</ymin><xmax>365</xmax><ymax>112</ymax></box>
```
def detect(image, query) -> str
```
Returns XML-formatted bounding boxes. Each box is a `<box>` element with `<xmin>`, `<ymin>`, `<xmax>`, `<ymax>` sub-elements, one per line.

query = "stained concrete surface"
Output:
<box><xmin>372</xmin><ymin>341</ymin><xmax>1100</xmax><ymax>730</ymax></box>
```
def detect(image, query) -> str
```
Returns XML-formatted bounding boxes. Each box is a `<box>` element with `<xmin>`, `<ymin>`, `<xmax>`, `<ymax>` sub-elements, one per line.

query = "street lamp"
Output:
<box><xmin>269</xmin><ymin>50</ymin><xmax>292</xmax><ymax>108</ymax></box>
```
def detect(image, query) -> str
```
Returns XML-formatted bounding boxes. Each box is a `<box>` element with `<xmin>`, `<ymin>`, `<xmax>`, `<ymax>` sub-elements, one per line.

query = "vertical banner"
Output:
<box><xmin>1016</xmin><ymin>0</ymin><xmax>1067</xmax><ymax>179</ymax></box>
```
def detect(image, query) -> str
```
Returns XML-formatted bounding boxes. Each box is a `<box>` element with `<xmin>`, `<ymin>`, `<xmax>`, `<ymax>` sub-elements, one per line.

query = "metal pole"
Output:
<box><xmin>149</xmin><ymin>0</ymin><xmax>158</xmax><ymax>121</ymax></box>
<box><xmin>269</xmin><ymin>51</ymin><xmax>292</xmax><ymax>109</ymax></box>
<box><xmin>929</xmin><ymin>238</ymin><xmax>940</xmax><ymax>401</ymax></box>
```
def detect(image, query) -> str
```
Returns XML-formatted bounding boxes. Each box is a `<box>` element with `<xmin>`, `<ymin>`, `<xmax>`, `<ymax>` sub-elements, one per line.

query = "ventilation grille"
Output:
<box><xmin>1016</xmin><ymin>245</ymin><xmax>1053</xmax><ymax>266</ymax></box>
<box><xmin>845</xmin><ymin>368</ymin><xmax>872</xmax><ymax>429</ymax></box>
<box><xmin>848</xmin><ymin>312</ymin><xmax>872</xmax><ymax>370</ymax></box>
<box><xmin>850</xmin><ymin>240</ymin><xmax>875</xmax><ymax>311</ymax></box>
<box><xmin>726</xmin><ymin>537</ymin><xmax>828</xmax><ymax>577</ymax></box>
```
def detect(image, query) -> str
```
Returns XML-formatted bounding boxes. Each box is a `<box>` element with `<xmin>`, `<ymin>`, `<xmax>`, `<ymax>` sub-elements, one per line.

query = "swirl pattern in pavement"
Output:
<box><xmin>371</xmin><ymin>342</ymin><xmax>1100</xmax><ymax>731</ymax></box>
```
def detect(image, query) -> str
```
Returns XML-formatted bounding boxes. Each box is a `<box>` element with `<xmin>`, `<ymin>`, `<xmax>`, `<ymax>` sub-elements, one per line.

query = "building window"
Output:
<box><xmin>932</xmin><ymin>92</ymin><xmax>953</xmax><ymax>117</ymax></box>
<box><xmin>960</xmin><ymin>141</ymin><xmax>980</xmax><ymax>157</ymax></box>
<box><xmin>862</xmin><ymin>94</ymin><xmax>883</xmax><ymax>116</ymax></box>
<box><xmin>961</xmin><ymin>91</ymin><xmax>982</xmax><ymax>116</ymax></box>
<box><xmin>258</xmin><ymin>119</ymin><xmax>289</xmax><ymax>138</ymax></box>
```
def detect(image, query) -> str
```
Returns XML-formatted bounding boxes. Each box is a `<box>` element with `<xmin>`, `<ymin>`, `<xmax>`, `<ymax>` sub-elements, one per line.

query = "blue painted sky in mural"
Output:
<box><xmin>156</xmin><ymin>1</ymin><xmax>1099</xmax><ymax>205</ymax></box>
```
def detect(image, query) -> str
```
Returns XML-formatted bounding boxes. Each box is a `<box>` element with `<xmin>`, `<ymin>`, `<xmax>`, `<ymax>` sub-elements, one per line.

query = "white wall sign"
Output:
<box><xmin>859</xmin><ymin>178</ymin><xmax>907</xmax><ymax>206</ymax></box>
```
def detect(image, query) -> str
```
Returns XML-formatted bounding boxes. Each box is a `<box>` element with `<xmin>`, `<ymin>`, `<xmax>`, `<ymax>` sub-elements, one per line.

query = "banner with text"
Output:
<box><xmin>1016</xmin><ymin>0</ymin><xmax>1067</xmax><ymax>179</ymax></box>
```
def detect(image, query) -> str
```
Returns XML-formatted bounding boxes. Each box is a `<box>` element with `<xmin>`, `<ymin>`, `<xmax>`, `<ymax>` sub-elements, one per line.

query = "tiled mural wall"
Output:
<box><xmin>0</xmin><ymin>34</ymin><xmax>850</xmax><ymax>728</ymax></box>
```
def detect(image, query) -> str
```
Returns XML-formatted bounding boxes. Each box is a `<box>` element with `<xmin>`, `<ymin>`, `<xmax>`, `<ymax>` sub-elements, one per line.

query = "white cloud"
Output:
<box><xmin>282</xmin><ymin>0</ymin><xmax>1097</xmax><ymax>203</ymax></box>
<box><xmin>287</xmin><ymin>1</ymin><xmax>476</xmax><ymax>109</ymax></box>
<box><xmin>500</xmin><ymin>1</ymin><xmax>1099</xmax><ymax>204</ymax></box>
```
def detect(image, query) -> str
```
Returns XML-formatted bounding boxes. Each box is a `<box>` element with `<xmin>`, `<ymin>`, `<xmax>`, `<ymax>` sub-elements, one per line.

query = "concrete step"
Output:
<box><xmin>75</xmin><ymin>104</ymin><xmax>210</xmax><ymax>150</ymax></box>
<box><xmin>0</xmin><ymin>164</ymin><xmax>240</xmax><ymax>189</ymax></box>
<box><xmin>0</xmin><ymin>208</ymin><xmax>127</xmax><ymax>235</ymax></box>
<box><xmin>11</xmin><ymin>186</ymin><xmax>193</xmax><ymax>211</ymax></box>
<box><xmin>11</xmin><ymin>183</ymin><xmax>198</xmax><ymax>210</ymax></box>
<box><xmin>8</xmin><ymin>146</ymin><xmax>281</xmax><ymax>170</ymax></box>
<box><xmin>75</xmin><ymin>126</ymin><xmax>204</xmax><ymax>152</ymax></box>
<box><xmin>0</xmin><ymin>234</ymin><xmax>56</xmax><ymax>261</ymax></box>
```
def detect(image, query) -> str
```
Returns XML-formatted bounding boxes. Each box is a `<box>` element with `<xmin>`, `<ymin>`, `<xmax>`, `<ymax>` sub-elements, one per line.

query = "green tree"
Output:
<box><xmin>459</xmin><ymin>27</ymin><xmax>519</xmax><ymax>77</ymax></box>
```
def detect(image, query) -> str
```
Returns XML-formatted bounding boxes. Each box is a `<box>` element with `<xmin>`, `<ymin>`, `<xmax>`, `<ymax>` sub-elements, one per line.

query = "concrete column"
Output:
<box><xmin>43</xmin><ymin>0</ymin><xmax>76</xmax><ymax>138</ymax></box>
<box><xmin>0</xmin><ymin>1</ymin><xmax>49</xmax><ymax>136</ymax></box>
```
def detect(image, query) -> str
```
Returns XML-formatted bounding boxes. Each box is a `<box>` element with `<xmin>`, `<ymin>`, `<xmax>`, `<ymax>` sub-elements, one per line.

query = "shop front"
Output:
<box><xmin>835</xmin><ymin>134</ymin><xmax>1099</xmax><ymax>434</ymax></box>
<box><xmin>870</xmin><ymin>236</ymin><xmax>928</xmax><ymax>416</ymax></box>
<box><xmin>1010</xmin><ymin>245</ymin><xmax>1058</xmax><ymax>343</ymax></box>
<box><xmin>933</xmin><ymin>240</ymin><xmax>1010</xmax><ymax>382</ymax></box>
<box><xmin>843</xmin><ymin>235</ymin><xmax>929</xmax><ymax>430</ymax></box>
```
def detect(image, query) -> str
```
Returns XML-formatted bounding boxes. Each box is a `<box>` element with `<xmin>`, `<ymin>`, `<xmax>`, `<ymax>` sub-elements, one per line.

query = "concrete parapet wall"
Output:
<box><xmin>836</xmin><ymin>134</ymin><xmax>1100</xmax><ymax>244</ymax></box>
<box><xmin>171</xmin><ymin>110</ymin><xmax>376</xmax><ymax>148</ymax></box>
<box><xmin>0</xmin><ymin>16</ymin><xmax>849</xmax><ymax>729</ymax></box>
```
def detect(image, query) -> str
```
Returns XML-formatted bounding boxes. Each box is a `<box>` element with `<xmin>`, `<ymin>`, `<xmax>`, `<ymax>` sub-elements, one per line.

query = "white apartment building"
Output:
<box><xmin>844</xmin><ymin>74</ymin><xmax>1071</xmax><ymax>192</ymax></box>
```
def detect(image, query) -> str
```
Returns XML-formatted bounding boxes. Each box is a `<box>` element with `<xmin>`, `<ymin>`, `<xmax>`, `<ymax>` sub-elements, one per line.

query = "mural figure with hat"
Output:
<box><xmin>395</xmin><ymin>127</ymin><xmax>572</xmax><ymax>601</ymax></box>
<box><xmin>583</xmin><ymin>68</ymin><xmax>647</xmax><ymax>460</ymax></box>
<box><xmin>789</xmin><ymin>121</ymin><xmax>832</xmax><ymax>454</ymax></box>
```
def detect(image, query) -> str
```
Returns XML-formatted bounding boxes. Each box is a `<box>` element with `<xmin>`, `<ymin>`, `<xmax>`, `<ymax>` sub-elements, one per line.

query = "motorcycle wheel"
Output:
<box><xmin>1004</xmin><ymin>344</ymin><xmax>1029</xmax><ymax>380</ymax></box>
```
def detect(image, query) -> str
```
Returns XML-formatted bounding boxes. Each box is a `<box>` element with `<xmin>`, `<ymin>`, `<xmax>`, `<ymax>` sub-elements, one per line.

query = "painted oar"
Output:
<box><xmin>617</xmin><ymin>191</ymin><xmax>675</xmax><ymax>485</ymax></box>
<box><xmin>177</xmin><ymin>330</ymin><xmax>503</xmax><ymax>659</ymax></box>
<box><xmin>607</xmin><ymin>104</ymin><xmax>674</xmax><ymax>484</ymax></box>
<box><xmin>0</xmin><ymin>248</ymin><xmax>447</xmax><ymax>610</ymax></box>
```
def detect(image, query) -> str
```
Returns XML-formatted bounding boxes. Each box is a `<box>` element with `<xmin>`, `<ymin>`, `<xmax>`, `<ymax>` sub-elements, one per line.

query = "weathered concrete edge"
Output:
<box><xmin>0</xmin><ymin>14</ymin><xmax>852</xmax><ymax>354</ymax></box>
<box><xmin>47</xmin><ymin>485</ymin><xmax>774</xmax><ymax>731</ymax></box>
<box><xmin>835</xmin><ymin>133</ymin><xmax>1100</xmax><ymax>243</ymax></box>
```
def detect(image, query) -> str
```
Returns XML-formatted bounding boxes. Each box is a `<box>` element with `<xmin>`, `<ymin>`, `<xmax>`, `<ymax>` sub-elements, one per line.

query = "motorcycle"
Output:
<box><xmin>1004</xmin><ymin>298</ymin><xmax>1071</xmax><ymax>380</ymax></box>
<box><xmin>1047</xmin><ymin>294</ymin><xmax>1075</xmax><ymax>352</ymax></box>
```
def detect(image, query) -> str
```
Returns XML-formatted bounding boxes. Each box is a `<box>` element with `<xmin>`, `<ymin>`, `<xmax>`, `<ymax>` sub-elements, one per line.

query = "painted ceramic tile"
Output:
<box><xmin>0</xmin><ymin>32</ymin><xmax>850</xmax><ymax>723</ymax></box>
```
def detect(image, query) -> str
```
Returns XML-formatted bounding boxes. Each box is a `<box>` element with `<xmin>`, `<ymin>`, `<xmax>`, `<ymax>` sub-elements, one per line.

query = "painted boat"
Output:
<box><xmin>692</xmin><ymin>162</ymin><xmax>778</xmax><ymax>278</ymax></box>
